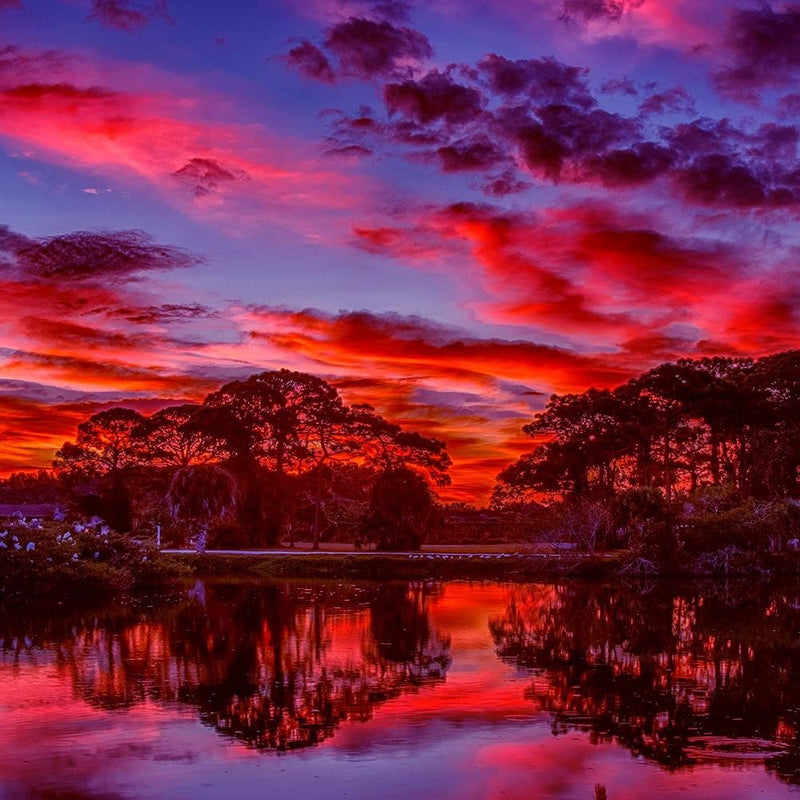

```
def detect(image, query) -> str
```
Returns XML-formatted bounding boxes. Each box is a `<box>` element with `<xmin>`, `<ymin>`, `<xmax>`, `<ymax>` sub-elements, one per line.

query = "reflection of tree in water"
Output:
<box><xmin>0</xmin><ymin>580</ymin><xmax>450</xmax><ymax>751</ymax></box>
<box><xmin>366</xmin><ymin>583</ymin><xmax>451</xmax><ymax>689</ymax></box>
<box><xmin>490</xmin><ymin>582</ymin><xmax>800</xmax><ymax>782</ymax></box>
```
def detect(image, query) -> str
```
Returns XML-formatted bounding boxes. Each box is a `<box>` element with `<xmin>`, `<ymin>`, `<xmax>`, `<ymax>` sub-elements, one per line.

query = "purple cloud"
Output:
<box><xmin>88</xmin><ymin>0</ymin><xmax>171</xmax><ymax>31</ymax></box>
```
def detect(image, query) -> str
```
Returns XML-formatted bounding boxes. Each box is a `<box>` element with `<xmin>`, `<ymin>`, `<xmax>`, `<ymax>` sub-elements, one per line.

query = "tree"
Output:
<box><xmin>344</xmin><ymin>404</ymin><xmax>451</xmax><ymax>486</ymax></box>
<box><xmin>53</xmin><ymin>407</ymin><xmax>147</xmax><ymax>532</ymax></box>
<box><xmin>204</xmin><ymin>370</ymin><xmax>347</xmax><ymax>473</ymax></box>
<box><xmin>135</xmin><ymin>404</ymin><xmax>226</xmax><ymax>468</ymax></box>
<box><xmin>54</xmin><ymin>407</ymin><xmax>146</xmax><ymax>475</ymax></box>
<box><xmin>523</xmin><ymin>388</ymin><xmax>639</xmax><ymax>497</ymax></box>
<box><xmin>361</xmin><ymin>466</ymin><xmax>440</xmax><ymax>551</ymax></box>
<box><xmin>202</xmin><ymin>370</ymin><xmax>349</xmax><ymax>546</ymax></box>
<box><xmin>167</xmin><ymin>464</ymin><xmax>237</xmax><ymax>552</ymax></box>
<box><xmin>613</xmin><ymin>486</ymin><xmax>676</xmax><ymax>563</ymax></box>
<box><xmin>203</xmin><ymin>371</ymin><xmax>451</xmax><ymax>548</ymax></box>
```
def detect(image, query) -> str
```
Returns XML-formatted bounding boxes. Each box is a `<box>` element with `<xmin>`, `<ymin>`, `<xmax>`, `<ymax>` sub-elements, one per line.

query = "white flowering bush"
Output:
<box><xmin>0</xmin><ymin>517</ymin><xmax>186</xmax><ymax>598</ymax></box>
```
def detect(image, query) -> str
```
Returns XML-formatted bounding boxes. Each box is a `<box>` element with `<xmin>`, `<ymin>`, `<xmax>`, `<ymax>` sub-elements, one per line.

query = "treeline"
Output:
<box><xmin>494</xmin><ymin>351</ymin><xmax>800</xmax><ymax>567</ymax></box>
<box><xmin>50</xmin><ymin>370</ymin><xmax>451</xmax><ymax>550</ymax></box>
<box><xmin>0</xmin><ymin>470</ymin><xmax>60</xmax><ymax>503</ymax></box>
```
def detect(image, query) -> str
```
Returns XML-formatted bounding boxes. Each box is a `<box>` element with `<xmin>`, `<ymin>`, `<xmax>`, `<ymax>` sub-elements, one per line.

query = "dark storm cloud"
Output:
<box><xmin>324</xmin><ymin>143</ymin><xmax>374</xmax><ymax>158</ymax></box>
<box><xmin>478</xmin><ymin>54</ymin><xmax>594</xmax><ymax>108</ymax></box>
<box><xmin>675</xmin><ymin>154</ymin><xmax>778</xmax><ymax>207</ymax></box>
<box><xmin>582</xmin><ymin>142</ymin><xmax>676</xmax><ymax>186</ymax></box>
<box><xmin>500</xmin><ymin>103</ymin><xmax>640</xmax><ymax>180</ymax></box>
<box><xmin>320</xmin><ymin>37</ymin><xmax>800</xmax><ymax>211</ymax></box>
<box><xmin>481</xmin><ymin>171</ymin><xmax>531</xmax><ymax>196</ymax></box>
<box><xmin>600</xmin><ymin>77</ymin><xmax>638</xmax><ymax>96</ymax></box>
<box><xmin>384</xmin><ymin>71</ymin><xmax>484</xmax><ymax>124</ymax></box>
<box><xmin>87</xmin><ymin>0</ymin><xmax>171</xmax><ymax>31</ymax></box>
<box><xmin>285</xmin><ymin>15</ymin><xmax>432</xmax><ymax>83</ymax></box>
<box><xmin>434</xmin><ymin>136</ymin><xmax>507</xmax><ymax>172</ymax></box>
<box><xmin>104</xmin><ymin>303</ymin><xmax>216</xmax><ymax>324</ymax></box>
<box><xmin>0</xmin><ymin>225</ymin><xmax>30</xmax><ymax>254</ymax></box>
<box><xmin>639</xmin><ymin>85</ymin><xmax>695</xmax><ymax>116</ymax></box>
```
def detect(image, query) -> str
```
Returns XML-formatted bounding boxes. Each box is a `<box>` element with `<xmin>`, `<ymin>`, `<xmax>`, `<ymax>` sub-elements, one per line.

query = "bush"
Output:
<box><xmin>681</xmin><ymin>498</ymin><xmax>800</xmax><ymax>556</ymax></box>
<box><xmin>0</xmin><ymin>517</ymin><xmax>186</xmax><ymax>599</ymax></box>
<box><xmin>361</xmin><ymin>467</ymin><xmax>440</xmax><ymax>551</ymax></box>
<box><xmin>680</xmin><ymin>503</ymin><xmax>754</xmax><ymax>554</ymax></box>
<box><xmin>614</xmin><ymin>487</ymin><xmax>677</xmax><ymax>564</ymax></box>
<box><xmin>208</xmin><ymin>521</ymin><xmax>251</xmax><ymax>549</ymax></box>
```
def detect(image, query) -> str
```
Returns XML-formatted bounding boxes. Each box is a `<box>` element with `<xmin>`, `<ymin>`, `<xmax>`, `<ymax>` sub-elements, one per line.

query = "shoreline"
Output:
<box><xmin>5</xmin><ymin>545</ymin><xmax>800</xmax><ymax>605</ymax></box>
<box><xmin>181</xmin><ymin>552</ymin><xmax>617</xmax><ymax>580</ymax></box>
<box><xmin>162</xmin><ymin>549</ymin><xmax>800</xmax><ymax>581</ymax></box>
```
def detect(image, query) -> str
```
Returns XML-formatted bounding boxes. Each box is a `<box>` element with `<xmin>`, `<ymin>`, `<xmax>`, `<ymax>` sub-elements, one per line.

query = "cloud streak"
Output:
<box><xmin>0</xmin><ymin>45</ymin><xmax>370</xmax><ymax>237</ymax></box>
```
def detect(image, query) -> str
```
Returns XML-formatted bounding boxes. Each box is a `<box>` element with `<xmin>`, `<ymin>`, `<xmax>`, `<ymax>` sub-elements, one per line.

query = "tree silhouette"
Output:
<box><xmin>361</xmin><ymin>466</ymin><xmax>439</xmax><ymax>550</ymax></box>
<box><xmin>135</xmin><ymin>404</ymin><xmax>226</xmax><ymax>468</ymax></box>
<box><xmin>204</xmin><ymin>370</ymin><xmax>347</xmax><ymax>473</ymax></box>
<box><xmin>53</xmin><ymin>407</ymin><xmax>146</xmax><ymax>531</ymax></box>
<box><xmin>54</xmin><ymin>408</ymin><xmax>146</xmax><ymax>475</ymax></box>
<box><xmin>51</xmin><ymin>369</ymin><xmax>451</xmax><ymax>544</ymax></box>
<box><xmin>495</xmin><ymin>351</ymin><xmax>800</xmax><ymax>509</ymax></box>
<box><xmin>167</xmin><ymin>464</ymin><xmax>237</xmax><ymax>552</ymax></box>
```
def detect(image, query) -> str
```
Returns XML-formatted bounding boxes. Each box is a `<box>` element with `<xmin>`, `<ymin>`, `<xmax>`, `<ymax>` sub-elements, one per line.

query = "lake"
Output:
<box><xmin>2</xmin><ymin>578</ymin><xmax>800</xmax><ymax>799</ymax></box>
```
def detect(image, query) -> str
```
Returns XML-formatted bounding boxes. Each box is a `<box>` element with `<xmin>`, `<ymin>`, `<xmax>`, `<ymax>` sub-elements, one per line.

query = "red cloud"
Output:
<box><xmin>0</xmin><ymin>395</ymin><xmax>88</xmax><ymax>473</ymax></box>
<box><xmin>0</xmin><ymin>47</ymin><xmax>367</xmax><ymax>235</ymax></box>
<box><xmin>350</xmin><ymin>199</ymin><xmax>800</xmax><ymax>367</ymax></box>
<box><xmin>221</xmin><ymin>306</ymin><xmax>637</xmax><ymax>501</ymax></box>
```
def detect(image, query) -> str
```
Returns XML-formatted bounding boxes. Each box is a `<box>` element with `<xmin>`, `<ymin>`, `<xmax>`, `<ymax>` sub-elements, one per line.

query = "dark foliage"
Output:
<box><xmin>51</xmin><ymin>370</ymin><xmax>449</xmax><ymax>548</ymax></box>
<box><xmin>361</xmin><ymin>466</ymin><xmax>440</xmax><ymax>551</ymax></box>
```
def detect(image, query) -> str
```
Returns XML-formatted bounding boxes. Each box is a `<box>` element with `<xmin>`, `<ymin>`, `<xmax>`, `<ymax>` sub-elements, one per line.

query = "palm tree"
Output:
<box><xmin>168</xmin><ymin>464</ymin><xmax>236</xmax><ymax>552</ymax></box>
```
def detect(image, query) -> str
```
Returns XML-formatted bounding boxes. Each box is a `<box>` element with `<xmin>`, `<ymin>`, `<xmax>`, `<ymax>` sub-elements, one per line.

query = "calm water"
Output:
<box><xmin>2</xmin><ymin>579</ymin><xmax>800</xmax><ymax>800</ymax></box>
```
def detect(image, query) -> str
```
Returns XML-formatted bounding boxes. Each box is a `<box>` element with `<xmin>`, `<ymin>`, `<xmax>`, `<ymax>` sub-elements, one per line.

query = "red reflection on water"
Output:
<box><xmin>1</xmin><ymin>581</ymin><xmax>799</xmax><ymax>800</ymax></box>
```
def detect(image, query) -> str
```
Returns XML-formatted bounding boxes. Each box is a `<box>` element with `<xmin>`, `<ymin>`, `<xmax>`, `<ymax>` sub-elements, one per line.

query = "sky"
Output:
<box><xmin>1</xmin><ymin>0</ymin><xmax>800</xmax><ymax>501</ymax></box>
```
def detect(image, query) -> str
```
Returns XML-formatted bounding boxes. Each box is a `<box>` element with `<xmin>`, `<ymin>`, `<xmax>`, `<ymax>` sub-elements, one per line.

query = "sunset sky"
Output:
<box><xmin>1</xmin><ymin>0</ymin><xmax>799</xmax><ymax>500</ymax></box>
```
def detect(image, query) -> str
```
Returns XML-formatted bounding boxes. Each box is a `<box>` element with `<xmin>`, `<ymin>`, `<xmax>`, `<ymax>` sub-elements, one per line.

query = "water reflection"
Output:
<box><xmin>5</xmin><ymin>578</ymin><xmax>800</xmax><ymax>795</ymax></box>
<box><xmin>0</xmin><ymin>580</ymin><xmax>451</xmax><ymax>751</ymax></box>
<box><xmin>489</xmin><ymin>581</ymin><xmax>800</xmax><ymax>783</ymax></box>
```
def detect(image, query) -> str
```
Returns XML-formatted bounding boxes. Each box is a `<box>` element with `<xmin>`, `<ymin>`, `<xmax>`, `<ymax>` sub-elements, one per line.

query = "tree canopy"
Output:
<box><xmin>52</xmin><ymin>369</ymin><xmax>450</xmax><ymax>548</ymax></box>
<box><xmin>494</xmin><ymin>353</ymin><xmax>800</xmax><ymax>506</ymax></box>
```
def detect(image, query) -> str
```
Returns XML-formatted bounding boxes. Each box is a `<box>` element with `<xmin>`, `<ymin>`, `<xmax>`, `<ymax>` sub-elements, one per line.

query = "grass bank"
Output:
<box><xmin>162</xmin><ymin>547</ymin><xmax>800</xmax><ymax>581</ymax></box>
<box><xmin>169</xmin><ymin>551</ymin><xmax>626</xmax><ymax>581</ymax></box>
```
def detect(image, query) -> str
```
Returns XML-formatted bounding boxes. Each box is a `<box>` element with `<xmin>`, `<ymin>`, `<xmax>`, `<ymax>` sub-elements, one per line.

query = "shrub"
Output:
<box><xmin>614</xmin><ymin>487</ymin><xmax>677</xmax><ymax>564</ymax></box>
<box><xmin>360</xmin><ymin>467</ymin><xmax>440</xmax><ymax>551</ymax></box>
<box><xmin>208</xmin><ymin>520</ymin><xmax>251</xmax><ymax>549</ymax></box>
<box><xmin>0</xmin><ymin>517</ymin><xmax>185</xmax><ymax>598</ymax></box>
